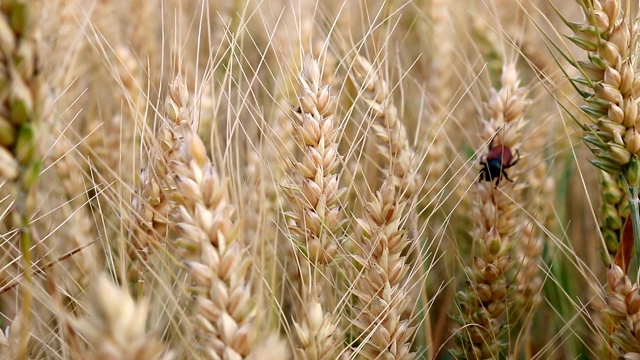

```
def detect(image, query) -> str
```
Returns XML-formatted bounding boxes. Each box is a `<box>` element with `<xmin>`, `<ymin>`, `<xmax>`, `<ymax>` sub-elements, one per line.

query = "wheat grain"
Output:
<box><xmin>604</xmin><ymin>264</ymin><xmax>640</xmax><ymax>357</ymax></box>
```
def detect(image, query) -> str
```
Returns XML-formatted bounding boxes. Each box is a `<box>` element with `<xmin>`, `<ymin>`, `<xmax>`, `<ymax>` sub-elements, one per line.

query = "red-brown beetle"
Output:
<box><xmin>479</xmin><ymin>138</ymin><xmax>520</xmax><ymax>185</ymax></box>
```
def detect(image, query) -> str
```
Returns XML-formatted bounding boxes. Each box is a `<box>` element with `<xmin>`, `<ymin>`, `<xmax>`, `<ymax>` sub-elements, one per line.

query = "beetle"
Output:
<box><xmin>479</xmin><ymin>138</ymin><xmax>520</xmax><ymax>185</ymax></box>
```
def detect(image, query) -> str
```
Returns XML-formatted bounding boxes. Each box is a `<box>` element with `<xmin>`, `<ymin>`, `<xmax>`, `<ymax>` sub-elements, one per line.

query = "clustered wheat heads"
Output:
<box><xmin>454</xmin><ymin>63</ymin><xmax>531</xmax><ymax>359</ymax></box>
<box><xmin>4</xmin><ymin>0</ymin><xmax>637</xmax><ymax>358</ymax></box>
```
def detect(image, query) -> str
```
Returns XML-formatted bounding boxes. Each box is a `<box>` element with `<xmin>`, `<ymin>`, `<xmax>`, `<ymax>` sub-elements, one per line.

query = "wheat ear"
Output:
<box><xmin>282</xmin><ymin>54</ymin><xmax>346</xmax><ymax>359</ymax></box>
<box><xmin>350</xmin><ymin>55</ymin><xmax>421</xmax><ymax>198</ymax></box>
<box><xmin>454</xmin><ymin>63</ymin><xmax>530</xmax><ymax>359</ymax></box>
<box><xmin>603</xmin><ymin>264</ymin><xmax>640</xmax><ymax>357</ymax></box>
<box><xmin>351</xmin><ymin>180</ymin><xmax>416</xmax><ymax>359</ymax></box>
<box><xmin>167</xmin><ymin>75</ymin><xmax>282</xmax><ymax>358</ymax></box>
<box><xmin>130</xmin><ymin>76</ymin><xmax>189</xmax><ymax>261</ymax></box>
<box><xmin>563</xmin><ymin>0</ymin><xmax>640</xmax><ymax>267</ymax></box>
<box><xmin>75</xmin><ymin>275</ymin><xmax>166</xmax><ymax>359</ymax></box>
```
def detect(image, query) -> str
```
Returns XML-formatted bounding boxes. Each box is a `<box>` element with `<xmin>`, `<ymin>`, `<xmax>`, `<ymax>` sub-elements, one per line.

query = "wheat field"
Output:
<box><xmin>0</xmin><ymin>0</ymin><xmax>638</xmax><ymax>359</ymax></box>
